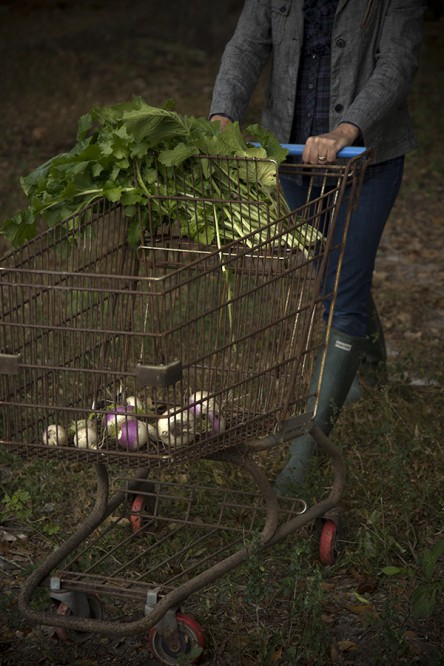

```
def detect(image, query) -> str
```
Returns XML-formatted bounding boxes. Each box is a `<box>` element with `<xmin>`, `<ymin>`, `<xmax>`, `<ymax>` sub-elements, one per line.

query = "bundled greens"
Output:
<box><xmin>1</xmin><ymin>97</ymin><xmax>322</xmax><ymax>254</ymax></box>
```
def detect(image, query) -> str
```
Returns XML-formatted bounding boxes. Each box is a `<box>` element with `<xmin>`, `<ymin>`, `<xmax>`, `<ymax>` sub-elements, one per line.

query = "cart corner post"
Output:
<box><xmin>0</xmin><ymin>353</ymin><xmax>21</xmax><ymax>375</ymax></box>
<box><xmin>136</xmin><ymin>360</ymin><xmax>182</xmax><ymax>388</ymax></box>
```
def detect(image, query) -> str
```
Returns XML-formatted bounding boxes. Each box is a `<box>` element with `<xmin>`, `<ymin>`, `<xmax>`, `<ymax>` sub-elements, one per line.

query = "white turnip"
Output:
<box><xmin>147</xmin><ymin>422</ymin><xmax>159</xmax><ymax>441</ymax></box>
<box><xmin>157</xmin><ymin>407</ymin><xmax>195</xmax><ymax>447</ymax></box>
<box><xmin>73</xmin><ymin>425</ymin><xmax>98</xmax><ymax>449</ymax></box>
<box><xmin>43</xmin><ymin>424</ymin><xmax>67</xmax><ymax>446</ymax></box>
<box><xmin>125</xmin><ymin>395</ymin><xmax>148</xmax><ymax>412</ymax></box>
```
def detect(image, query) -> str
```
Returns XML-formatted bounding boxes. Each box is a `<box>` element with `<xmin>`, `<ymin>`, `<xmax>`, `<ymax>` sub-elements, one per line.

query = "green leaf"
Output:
<box><xmin>76</xmin><ymin>112</ymin><xmax>93</xmax><ymax>141</ymax></box>
<box><xmin>126</xmin><ymin>217</ymin><xmax>141</xmax><ymax>246</ymax></box>
<box><xmin>421</xmin><ymin>539</ymin><xmax>444</xmax><ymax>581</ymax></box>
<box><xmin>237</xmin><ymin>158</ymin><xmax>278</xmax><ymax>188</ymax></box>
<box><xmin>20</xmin><ymin>157</ymin><xmax>56</xmax><ymax>195</ymax></box>
<box><xmin>1</xmin><ymin>211</ymin><xmax>37</xmax><ymax>246</ymax></box>
<box><xmin>381</xmin><ymin>566</ymin><xmax>405</xmax><ymax>576</ymax></box>
<box><xmin>103</xmin><ymin>186</ymin><xmax>123</xmax><ymax>203</ymax></box>
<box><xmin>120</xmin><ymin>190</ymin><xmax>143</xmax><ymax>206</ymax></box>
<box><xmin>91</xmin><ymin>162</ymin><xmax>105</xmax><ymax>177</ymax></box>
<box><xmin>121</xmin><ymin>102</ymin><xmax>188</xmax><ymax>145</ymax></box>
<box><xmin>411</xmin><ymin>584</ymin><xmax>438</xmax><ymax>619</ymax></box>
<box><xmin>158</xmin><ymin>142</ymin><xmax>198</xmax><ymax>167</ymax></box>
<box><xmin>247</xmin><ymin>123</ymin><xmax>289</xmax><ymax>164</ymax></box>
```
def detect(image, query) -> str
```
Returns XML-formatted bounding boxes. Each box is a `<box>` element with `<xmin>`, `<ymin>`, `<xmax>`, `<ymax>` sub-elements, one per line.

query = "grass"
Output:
<box><xmin>1</xmin><ymin>378</ymin><xmax>442</xmax><ymax>663</ymax></box>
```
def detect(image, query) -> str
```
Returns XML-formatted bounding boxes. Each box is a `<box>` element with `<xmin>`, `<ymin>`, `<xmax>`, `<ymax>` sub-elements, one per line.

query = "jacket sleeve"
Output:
<box><xmin>209</xmin><ymin>0</ymin><xmax>273</xmax><ymax>122</ymax></box>
<box><xmin>339</xmin><ymin>0</ymin><xmax>425</xmax><ymax>137</ymax></box>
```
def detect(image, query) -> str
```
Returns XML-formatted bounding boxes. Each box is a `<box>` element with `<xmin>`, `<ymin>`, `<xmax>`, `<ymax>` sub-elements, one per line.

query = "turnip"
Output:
<box><xmin>189</xmin><ymin>391</ymin><xmax>216</xmax><ymax>416</ymax></box>
<box><xmin>43</xmin><ymin>424</ymin><xmax>67</xmax><ymax>446</ymax></box>
<box><xmin>73</xmin><ymin>425</ymin><xmax>98</xmax><ymax>449</ymax></box>
<box><xmin>69</xmin><ymin>418</ymin><xmax>91</xmax><ymax>433</ymax></box>
<box><xmin>207</xmin><ymin>412</ymin><xmax>226</xmax><ymax>434</ymax></box>
<box><xmin>147</xmin><ymin>422</ymin><xmax>160</xmax><ymax>441</ymax></box>
<box><xmin>157</xmin><ymin>407</ymin><xmax>195</xmax><ymax>447</ymax></box>
<box><xmin>125</xmin><ymin>395</ymin><xmax>148</xmax><ymax>412</ymax></box>
<box><xmin>104</xmin><ymin>405</ymin><xmax>136</xmax><ymax>439</ymax></box>
<box><xmin>189</xmin><ymin>391</ymin><xmax>226</xmax><ymax>435</ymax></box>
<box><xmin>117</xmin><ymin>419</ymin><xmax>148</xmax><ymax>450</ymax></box>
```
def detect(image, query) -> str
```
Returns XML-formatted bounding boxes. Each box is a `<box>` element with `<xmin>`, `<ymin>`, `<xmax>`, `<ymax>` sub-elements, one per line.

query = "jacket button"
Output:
<box><xmin>280</xmin><ymin>5</ymin><xmax>287</xmax><ymax>12</ymax></box>
<box><xmin>336</xmin><ymin>38</ymin><xmax>346</xmax><ymax>48</ymax></box>
<box><xmin>335</xmin><ymin>104</ymin><xmax>344</xmax><ymax>113</ymax></box>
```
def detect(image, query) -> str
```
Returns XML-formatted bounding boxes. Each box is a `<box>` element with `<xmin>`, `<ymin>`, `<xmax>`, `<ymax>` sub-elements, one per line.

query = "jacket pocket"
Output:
<box><xmin>271</xmin><ymin>0</ymin><xmax>290</xmax><ymax>44</ymax></box>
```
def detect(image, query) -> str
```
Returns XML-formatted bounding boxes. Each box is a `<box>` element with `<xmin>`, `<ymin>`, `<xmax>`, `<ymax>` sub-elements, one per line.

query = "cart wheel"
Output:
<box><xmin>130</xmin><ymin>493</ymin><xmax>148</xmax><ymax>533</ymax></box>
<box><xmin>54</xmin><ymin>594</ymin><xmax>102</xmax><ymax>643</ymax></box>
<box><xmin>129</xmin><ymin>480</ymin><xmax>156</xmax><ymax>533</ymax></box>
<box><xmin>149</xmin><ymin>613</ymin><xmax>205</xmax><ymax>665</ymax></box>
<box><xmin>319</xmin><ymin>519</ymin><xmax>339</xmax><ymax>566</ymax></box>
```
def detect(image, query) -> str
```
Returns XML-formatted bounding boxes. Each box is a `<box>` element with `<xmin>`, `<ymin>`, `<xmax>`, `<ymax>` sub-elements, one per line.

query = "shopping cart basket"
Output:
<box><xmin>0</xmin><ymin>145</ymin><xmax>370</xmax><ymax>663</ymax></box>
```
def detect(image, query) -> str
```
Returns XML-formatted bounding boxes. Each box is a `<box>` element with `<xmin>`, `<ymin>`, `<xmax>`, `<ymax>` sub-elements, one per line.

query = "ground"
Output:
<box><xmin>0</xmin><ymin>2</ymin><xmax>443</xmax><ymax>665</ymax></box>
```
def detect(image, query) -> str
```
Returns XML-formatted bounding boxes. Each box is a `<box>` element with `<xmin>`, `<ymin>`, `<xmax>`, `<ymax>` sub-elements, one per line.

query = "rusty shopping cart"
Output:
<box><xmin>0</xmin><ymin>145</ymin><xmax>370</xmax><ymax>663</ymax></box>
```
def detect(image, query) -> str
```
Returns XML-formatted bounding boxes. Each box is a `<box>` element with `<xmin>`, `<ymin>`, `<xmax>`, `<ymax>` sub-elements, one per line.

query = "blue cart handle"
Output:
<box><xmin>281</xmin><ymin>143</ymin><xmax>366</xmax><ymax>158</ymax></box>
<box><xmin>250</xmin><ymin>142</ymin><xmax>366</xmax><ymax>158</ymax></box>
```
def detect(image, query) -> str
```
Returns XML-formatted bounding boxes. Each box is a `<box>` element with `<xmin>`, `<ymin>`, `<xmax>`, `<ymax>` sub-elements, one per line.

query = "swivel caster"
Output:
<box><xmin>149</xmin><ymin>613</ymin><xmax>205</xmax><ymax>665</ymax></box>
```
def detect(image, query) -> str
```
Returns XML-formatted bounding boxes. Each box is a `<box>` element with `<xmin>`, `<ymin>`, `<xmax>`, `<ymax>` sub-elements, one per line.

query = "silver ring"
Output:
<box><xmin>318</xmin><ymin>155</ymin><xmax>327</xmax><ymax>162</ymax></box>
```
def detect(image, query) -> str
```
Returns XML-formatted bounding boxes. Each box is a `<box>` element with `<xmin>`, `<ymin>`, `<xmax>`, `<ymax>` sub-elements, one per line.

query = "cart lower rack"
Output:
<box><xmin>1</xmin><ymin>149</ymin><xmax>370</xmax><ymax>663</ymax></box>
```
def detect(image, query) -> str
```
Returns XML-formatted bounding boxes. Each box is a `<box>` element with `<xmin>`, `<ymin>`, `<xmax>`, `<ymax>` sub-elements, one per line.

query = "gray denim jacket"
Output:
<box><xmin>209</xmin><ymin>0</ymin><xmax>425</xmax><ymax>163</ymax></box>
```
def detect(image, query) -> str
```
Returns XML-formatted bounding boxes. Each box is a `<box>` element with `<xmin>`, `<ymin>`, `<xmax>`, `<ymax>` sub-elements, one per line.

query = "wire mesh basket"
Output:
<box><xmin>0</xmin><ymin>153</ymin><xmax>367</xmax><ymax>467</ymax></box>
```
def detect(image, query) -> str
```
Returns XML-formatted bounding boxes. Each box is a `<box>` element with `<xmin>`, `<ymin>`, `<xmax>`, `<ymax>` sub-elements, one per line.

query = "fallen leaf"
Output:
<box><xmin>356</xmin><ymin>576</ymin><xmax>378</xmax><ymax>594</ymax></box>
<box><xmin>348</xmin><ymin>604</ymin><xmax>376</xmax><ymax>616</ymax></box>
<box><xmin>330</xmin><ymin>643</ymin><xmax>341</xmax><ymax>664</ymax></box>
<box><xmin>337</xmin><ymin>640</ymin><xmax>359</xmax><ymax>652</ymax></box>
<box><xmin>271</xmin><ymin>647</ymin><xmax>283</xmax><ymax>662</ymax></box>
<box><xmin>321</xmin><ymin>613</ymin><xmax>335</xmax><ymax>625</ymax></box>
<box><xmin>405</xmin><ymin>630</ymin><xmax>426</xmax><ymax>655</ymax></box>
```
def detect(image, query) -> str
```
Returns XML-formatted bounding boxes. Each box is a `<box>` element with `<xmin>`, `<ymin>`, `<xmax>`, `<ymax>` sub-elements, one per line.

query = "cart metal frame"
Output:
<box><xmin>0</xmin><ymin>149</ymin><xmax>370</xmax><ymax>663</ymax></box>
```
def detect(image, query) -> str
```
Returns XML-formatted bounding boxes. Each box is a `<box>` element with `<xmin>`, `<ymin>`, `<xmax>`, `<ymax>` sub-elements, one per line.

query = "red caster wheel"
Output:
<box><xmin>130</xmin><ymin>493</ymin><xmax>146</xmax><ymax>533</ymax></box>
<box><xmin>149</xmin><ymin>613</ymin><xmax>205</xmax><ymax>665</ymax></box>
<box><xmin>319</xmin><ymin>519</ymin><xmax>339</xmax><ymax>566</ymax></box>
<box><xmin>54</xmin><ymin>594</ymin><xmax>102</xmax><ymax>643</ymax></box>
<box><xmin>129</xmin><ymin>481</ymin><xmax>156</xmax><ymax>533</ymax></box>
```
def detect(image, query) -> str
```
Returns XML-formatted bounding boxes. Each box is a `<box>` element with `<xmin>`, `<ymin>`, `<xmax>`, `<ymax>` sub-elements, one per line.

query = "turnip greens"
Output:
<box><xmin>1</xmin><ymin>98</ymin><xmax>322</xmax><ymax>255</ymax></box>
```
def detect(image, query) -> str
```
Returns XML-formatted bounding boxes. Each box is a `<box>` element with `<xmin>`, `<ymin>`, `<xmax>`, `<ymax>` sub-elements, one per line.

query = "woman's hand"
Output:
<box><xmin>210</xmin><ymin>114</ymin><xmax>232</xmax><ymax>131</ymax></box>
<box><xmin>302</xmin><ymin>123</ymin><xmax>361</xmax><ymax>164</ymax></box>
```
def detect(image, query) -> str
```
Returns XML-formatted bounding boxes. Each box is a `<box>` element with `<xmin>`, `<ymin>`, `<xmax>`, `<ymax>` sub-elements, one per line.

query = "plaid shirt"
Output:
<box><xmin>290</xmin><ymin>0</ymin><xmax>340</xmax><ymax>144</ymax></box>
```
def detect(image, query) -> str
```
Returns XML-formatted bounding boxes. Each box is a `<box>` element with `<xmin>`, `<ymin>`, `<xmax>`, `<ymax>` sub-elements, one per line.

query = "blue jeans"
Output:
<box><xmin>280</xmin><ymin>156</ymin><xmax>404</xmax><ymax>338</ymax></box>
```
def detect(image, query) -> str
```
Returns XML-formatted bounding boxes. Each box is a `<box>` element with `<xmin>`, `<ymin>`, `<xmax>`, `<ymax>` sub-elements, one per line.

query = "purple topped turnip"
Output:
<box><xmin>104</xmin><ymin>405</ymin><xmax>136</xmax><ymax>439</ymax></box>
<box><xmin>189</xmin><ymin>391</ymin><xmax>226</xmax><ymax>435</ymax></box>
<box><xmin>117</xmin><ymin>419</ymin><xmax>149</xmax><ymax>450</ymax></box>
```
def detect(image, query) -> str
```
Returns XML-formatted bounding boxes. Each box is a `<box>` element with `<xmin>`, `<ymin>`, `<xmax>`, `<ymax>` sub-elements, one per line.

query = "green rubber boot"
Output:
<box><xmin>274</xmin><ymin>328</ymin><xmax>367</xmax><ymax>496</ymax></box>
